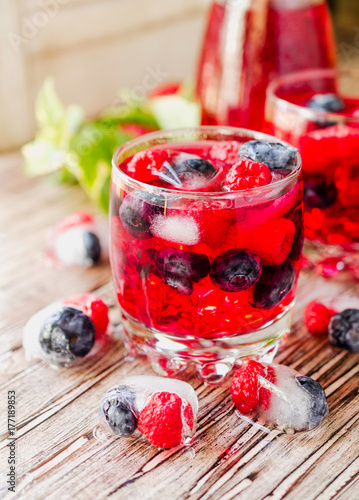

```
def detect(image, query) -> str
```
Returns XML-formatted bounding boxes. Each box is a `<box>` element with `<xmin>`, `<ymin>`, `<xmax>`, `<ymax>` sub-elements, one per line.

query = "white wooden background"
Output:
<box><xmin>0</xmin><ymin>0</ymin><xmax>211</xmax><ymax>151</ymax></box>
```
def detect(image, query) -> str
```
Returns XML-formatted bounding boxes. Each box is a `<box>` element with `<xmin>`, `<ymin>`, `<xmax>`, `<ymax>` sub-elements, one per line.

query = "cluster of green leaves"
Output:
<box><xmin>22</xmin><ymin>78</ymin><xmax>200</xmax><ymax>213</ymax></box>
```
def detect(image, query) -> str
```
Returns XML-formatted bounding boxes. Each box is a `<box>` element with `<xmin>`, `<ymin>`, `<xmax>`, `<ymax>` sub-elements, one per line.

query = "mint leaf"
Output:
<box><xmin>149</xmin><ymin>94</ymin><xmax>200</xmax><ymax>129</ymax></box>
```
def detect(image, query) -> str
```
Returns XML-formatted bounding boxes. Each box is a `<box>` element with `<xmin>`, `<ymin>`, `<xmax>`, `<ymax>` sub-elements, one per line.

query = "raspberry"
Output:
<box><xmin>231</xmin><ymin>360</ymin><xmax>276</xmax><ymax>414</ymax></box>
<box><xmin>186</xmin><ymin>200</ymin><xmax>234</xmax><ymax>249</ymax></box>
<box><xmin>126</xmin><ymin>149</ymin><xmax>169</xmax><ymax>183</ymax></box>
<box><xmin>209</xmin><ymin>141</ymin><xmax>240</xmax><ymax>166</ymax></box>
<box><xmin>223</xmin><ymin>159</ymin><xmax>272</xmax><ymax>191</ymax></box>
<box><xmin>299</xmin><ymin>125</ymin><xmax>359</xmax><ymax>176</ymax></box>
<box><xmin>230</xmin><ymin>360</ymin><xmax>263</xmax><ymax>414</ymax></box>
<box><xmin>138</xmin><ymin>392</ymin><xmax>187</xmax><ymax>448</ymax></box>
<box><xmin>237</xmin><ymin>218</ymin><xmax>295</xmax><ymax>266</ymax></box>
<box><xmin>63</xmin><ymin>293</ymin><xmax>109</xmax><ymax>338</ymax></box>
<box><xmin>57</xmin><ymin>211</ymin><xmax>94</xmax><ymax>233</ymax></box>
<box><xmin>304</xmin><ymin>300</ymin><xmax>337</xmax><ymax>336</ymax></box>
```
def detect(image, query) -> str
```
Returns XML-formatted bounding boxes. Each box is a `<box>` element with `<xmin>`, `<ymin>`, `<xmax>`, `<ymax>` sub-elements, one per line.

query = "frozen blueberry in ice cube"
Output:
<box><xmin>251</xmin><ymin>259</ymin><xmax>295</xmax><ymax>309</ymax></box>
<box><xmin>39</xmin><ymin>307</ymin><xmax>95</xmax><ymax>366</ymax></box>
<box><xmin>169</xmin><ymin>156</ymin><xmax>218</xmax><ymax>189</ymax></box>
<box><xmin>210</xmin><ymin>249</ymin><xmax>262</xmax><ymax>292</ymax></box>
<box><xmin>100</xmin><ymin>385</ymin><xmax>138</xmax><ymax>436</ymax></box>
<box><xmin>303</xmin><ymin>179</ymin><xmax>337</xmax><ymax>208</ymax></box>
<box><xmin>82</xmin><ymin>232</ymin><xmax>101</xmax><ymax>264</ymax></box>
<box><xmin>239</xmin><ymin>140</ymin><xmax>298</xmax><ymax>171</ymax></box>
<box><xmin>306</xmin><ymin>93</ymin><xmax>345</xmax><ymax>113</ymax></box>
<box><xmin>328</xmin><ymin>309</ymin><xmax>359</xmax><ymax>352</ymax></box>
<box><xmin>156</xmin><ymin>247</ymin><xmax>210</xmax><ymax>295</ymax></box>
<box><xmin>296</xmin><ymin>376</ymin><xmax>328</xmax><ymax>429</ymax></box>
<box><xmin>119</xmin><ymin>192</ymin><xmax>164</xmax><ymax>239</ymax></box>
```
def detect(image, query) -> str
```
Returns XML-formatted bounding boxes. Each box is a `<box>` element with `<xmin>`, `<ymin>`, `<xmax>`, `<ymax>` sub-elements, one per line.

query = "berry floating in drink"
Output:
<box><xmin>99</xmin><ymin>376</ymin><xmax>198</xmax><ymax>448</ymax></box>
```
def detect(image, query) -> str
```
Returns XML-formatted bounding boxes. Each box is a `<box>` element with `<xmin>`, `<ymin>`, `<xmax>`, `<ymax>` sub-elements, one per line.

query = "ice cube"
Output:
<box><xmin>158</xmin><ymin>151</ymin><xmax>219</xmax><ymax>191</ymax></box>
<box><xmin>22</xmin><ymin>294</ymin><xmax>107</xmax><ymax>367</ymax></box>
<box><xmin>46</xmin><ymin>212</ymin><xmax>108</xmax><ymax>267</ymax></box>
<box><xmin>99</xmin><ymin>375</ymin><xmax>198</xmax><ymax>448</ymax></box>
<box><xmin>150</xmin><ymin>214</ymin><xmax>200</xmax><ymax>245</ymax></box>
<box><xmin>231</xmin><ymin>362</ymin><xmax>328</xmax><ymax>432</ymax></box>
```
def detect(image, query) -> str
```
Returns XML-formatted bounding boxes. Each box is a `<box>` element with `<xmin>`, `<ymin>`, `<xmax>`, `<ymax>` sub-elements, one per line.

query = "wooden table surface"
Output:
<box><xmin>1</xmin><ymin>153</ymin><xmax>359</xmax><ymax>500</ymax></box>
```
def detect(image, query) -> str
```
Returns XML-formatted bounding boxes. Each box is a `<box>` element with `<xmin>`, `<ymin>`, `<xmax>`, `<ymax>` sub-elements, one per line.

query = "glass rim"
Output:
<box><xmin>267</xmin><ymin>67</ymin><xmax>359</xmax><ymax>124</ymax></box>
<box><xmin>111</xmin><ymin>126</ymin><xmax>302</xmax><ymax>200</ymax></box>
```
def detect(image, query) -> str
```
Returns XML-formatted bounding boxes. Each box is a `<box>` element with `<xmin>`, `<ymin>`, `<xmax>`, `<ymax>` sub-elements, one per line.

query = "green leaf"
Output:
<box><xmin>21</xmin><ymin>139</ymin><xmax>67</xmax><ymax>176</ymax></box>
<box><xmin>149</xmin><ymin>94</ymin><xmax>201</xmax><ymax>129</ymax></box>
<box><xmin>35</xmin><ymin>78</ymin><xmax>66</xmax><ymax>142</ymax></box>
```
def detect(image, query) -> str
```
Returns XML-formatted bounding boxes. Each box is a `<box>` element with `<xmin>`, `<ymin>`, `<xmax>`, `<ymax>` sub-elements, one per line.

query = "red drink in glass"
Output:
<box><xmin>196</xmin><ymin>0</ymin><xmax>336</xmax><ymax>132</ymax></box>
<box><xmin>110</xmin><ymin>127</ymin><xmax>303</xmax><ymax>383</ymax></box>
<box><xmin>267</xmin><ymin>69</ymin><xmax>359</xmax><ymax>250</ymax></box>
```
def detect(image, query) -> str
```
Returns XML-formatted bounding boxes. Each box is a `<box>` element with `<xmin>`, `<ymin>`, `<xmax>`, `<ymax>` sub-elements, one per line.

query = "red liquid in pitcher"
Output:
<box><xmin>196</xmin><ymin>1</ymin><xmax>336</xmax><ymax>132</ymax></box>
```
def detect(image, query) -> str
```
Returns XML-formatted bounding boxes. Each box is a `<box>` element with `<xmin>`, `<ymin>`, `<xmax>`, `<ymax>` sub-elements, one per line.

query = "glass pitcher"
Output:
<box><xmin>196</xmin><ymin>0</ymin><xmax>336</xmax><ymax>133</ymax></box>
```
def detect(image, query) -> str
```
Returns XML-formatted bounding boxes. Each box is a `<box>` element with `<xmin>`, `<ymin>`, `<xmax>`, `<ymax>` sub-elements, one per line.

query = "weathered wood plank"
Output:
<box><xmin>1</xmin><ymin>152</ymin><xmax>359</xmax><ymax>500</ymax></box>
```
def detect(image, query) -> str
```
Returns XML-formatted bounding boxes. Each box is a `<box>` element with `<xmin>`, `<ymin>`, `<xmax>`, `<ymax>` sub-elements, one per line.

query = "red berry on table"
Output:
<box><xmin>64</xmin><ymin>293</ymin><xmax>109</xmax><ymax>338</ymax></box>
<box><xmin>304</xmin><ymin>300</ymin><xmax>337</xmax><ymax>336</ymax></box>
<box><xmin>223</xmin><ymin>159</ymin><xmax>272</xmax><ymax>191</ymax></box>
<box><xmin>56</xmin><ymin>211</ymin><xmax>94</xmax><ymax>233</ymax></box>
<box><xmin>230</xmin><ymin>360</ymin><xmax>265</xmax><ymax>414</ymax></box>
<box><xmin>138</xmin><ymin>392</ymin><xmax>187</xmax><ymax>448</ymax></box>
<box><xmin>126</xmin><ymin>149</ymin><xmax>169</xmax><ymax>183</ymax></box>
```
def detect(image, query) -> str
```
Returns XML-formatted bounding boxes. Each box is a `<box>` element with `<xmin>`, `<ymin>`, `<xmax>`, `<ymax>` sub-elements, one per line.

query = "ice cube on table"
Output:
<box><xmin>158</xmin><ymin>151</ymin><xmax>219</xmax><ymax>191</ymax></box>
<box><xmin>46</xmin><ymin>214</ymin><xmax>108</xmax><ymax>267</ymax></box>
<box><xmin>22</xmin><ymin>295</ymin><xmax>106</xmax><ymax>367</ymax></box>
<box><xmin>231</xmin><ymin>362</ymin><xmax>328</xmax><ymax>432</ymax></box>
<box><xmin>99</xmin><ymin>375</ymin><xmax>198</xmax><ymax>448</ymax></box>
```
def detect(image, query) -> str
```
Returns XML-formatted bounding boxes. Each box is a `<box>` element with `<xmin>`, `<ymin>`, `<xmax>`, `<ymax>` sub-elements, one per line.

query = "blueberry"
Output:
<box><xmin>239</xmin><ymin>140</ymin><xmax>298</xmax><ymax>171</ymax></box>
<box><xmin>119</xmin><ymin>192</ymin><xmax>164</xmax><ymax>239</ymax></box>
<box><xmin>100</xmin><ymin>385</ymin><xmax>137</xmax><ymax>436</ymax></box>
<box><xmin>251</xmin><ymin>259</ymin><xmax>295</xmax><ymax>309</ymax></box>
<box><xmin>296</xmin><ymin>376</ymin><xmax>328</xmax><ymax>429</ymax></box>
<box><xmin>39</xmin><ymin>307</ymin><xmax>95</xmax><ymax>366</ymax></box>
<box><xmin>82</xmin><ymin>232</ymin><xmax>101</xmax><ymax>264</ymax></box>
<box><xmin>306</xmin><ymin>93</ymin><xmax>345</xmax><ymax>113</ymax></box>
<box><xmin>210</xmin><ymin>249</ymin><xmax>262</xmax><ymax>292</ymax></box>
<box><xmin>303</xmin><ymin>179</ymin><xmax>337</xmax><ymax>208</ymax></box>
<box><xmin>328</xmin><ymin>309</ymin><xmax>359</xmax><ymax>352</ymax></box>
<box><xmin>156</xmin><ymin>247</ymin><xmax>210</xmax><ymax>295</ymax></box>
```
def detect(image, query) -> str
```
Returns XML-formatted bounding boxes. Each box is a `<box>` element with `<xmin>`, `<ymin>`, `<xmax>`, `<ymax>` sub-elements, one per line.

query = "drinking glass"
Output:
<box><xmin>110</xmin><ymin>127</ymin><xmax>303</xmax><ymax>384</ymax></box>
<box><xmin>267</xmin><ymin>68</ymin><xmax>359</xmax><ymax>275</ymax></box>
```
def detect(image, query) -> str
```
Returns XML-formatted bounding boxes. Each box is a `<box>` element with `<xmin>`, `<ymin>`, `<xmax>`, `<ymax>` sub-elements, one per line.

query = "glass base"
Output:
<box><xmin>120</xmin><ymin>306</ymin><xmax>294</xmax><ymax>385</ymax></box>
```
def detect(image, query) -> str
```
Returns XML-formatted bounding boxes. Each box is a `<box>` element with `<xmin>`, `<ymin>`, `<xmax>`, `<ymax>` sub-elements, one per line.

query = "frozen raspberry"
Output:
<box><xmin>230</xmin><ymin>360</ymin><xmax>264</xmax><ymax>414</ymax></box>
<box><xmin>56</xmin><ymin>211</ymin><xmax>94</xmax><ymax>233</ymax></box>
<box><xmin>223</xmin><ymin>159</ymin><xmax>272</xmax><ymax>191</ymax></box>
<box><xmin>138</xmin><ymin>392</ymin><xmax>187</xmax><ymax>448</ymax></box>
<box><xmin>258</xmin><ymin>365</ymin><xmax>276</xmax><ymax>411</ymax></box>
<box><xmin>209</xmin><ymin>141</ymin><xmax>240</xmax><ymax>166</ymax></box>
<box><xmin>63</xmin><ymin>294</ymin><xmax>109</xmax><ymax>338</ymax></box>
<box><xmin>126</xmin><ymin>149</ymin><xmax>169</xmax><ymax>183</ymax></box>
<box><xmin>304</xmin><ymin>301</ymin><xmax>337</xmax><ymax>337</ymax></box>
